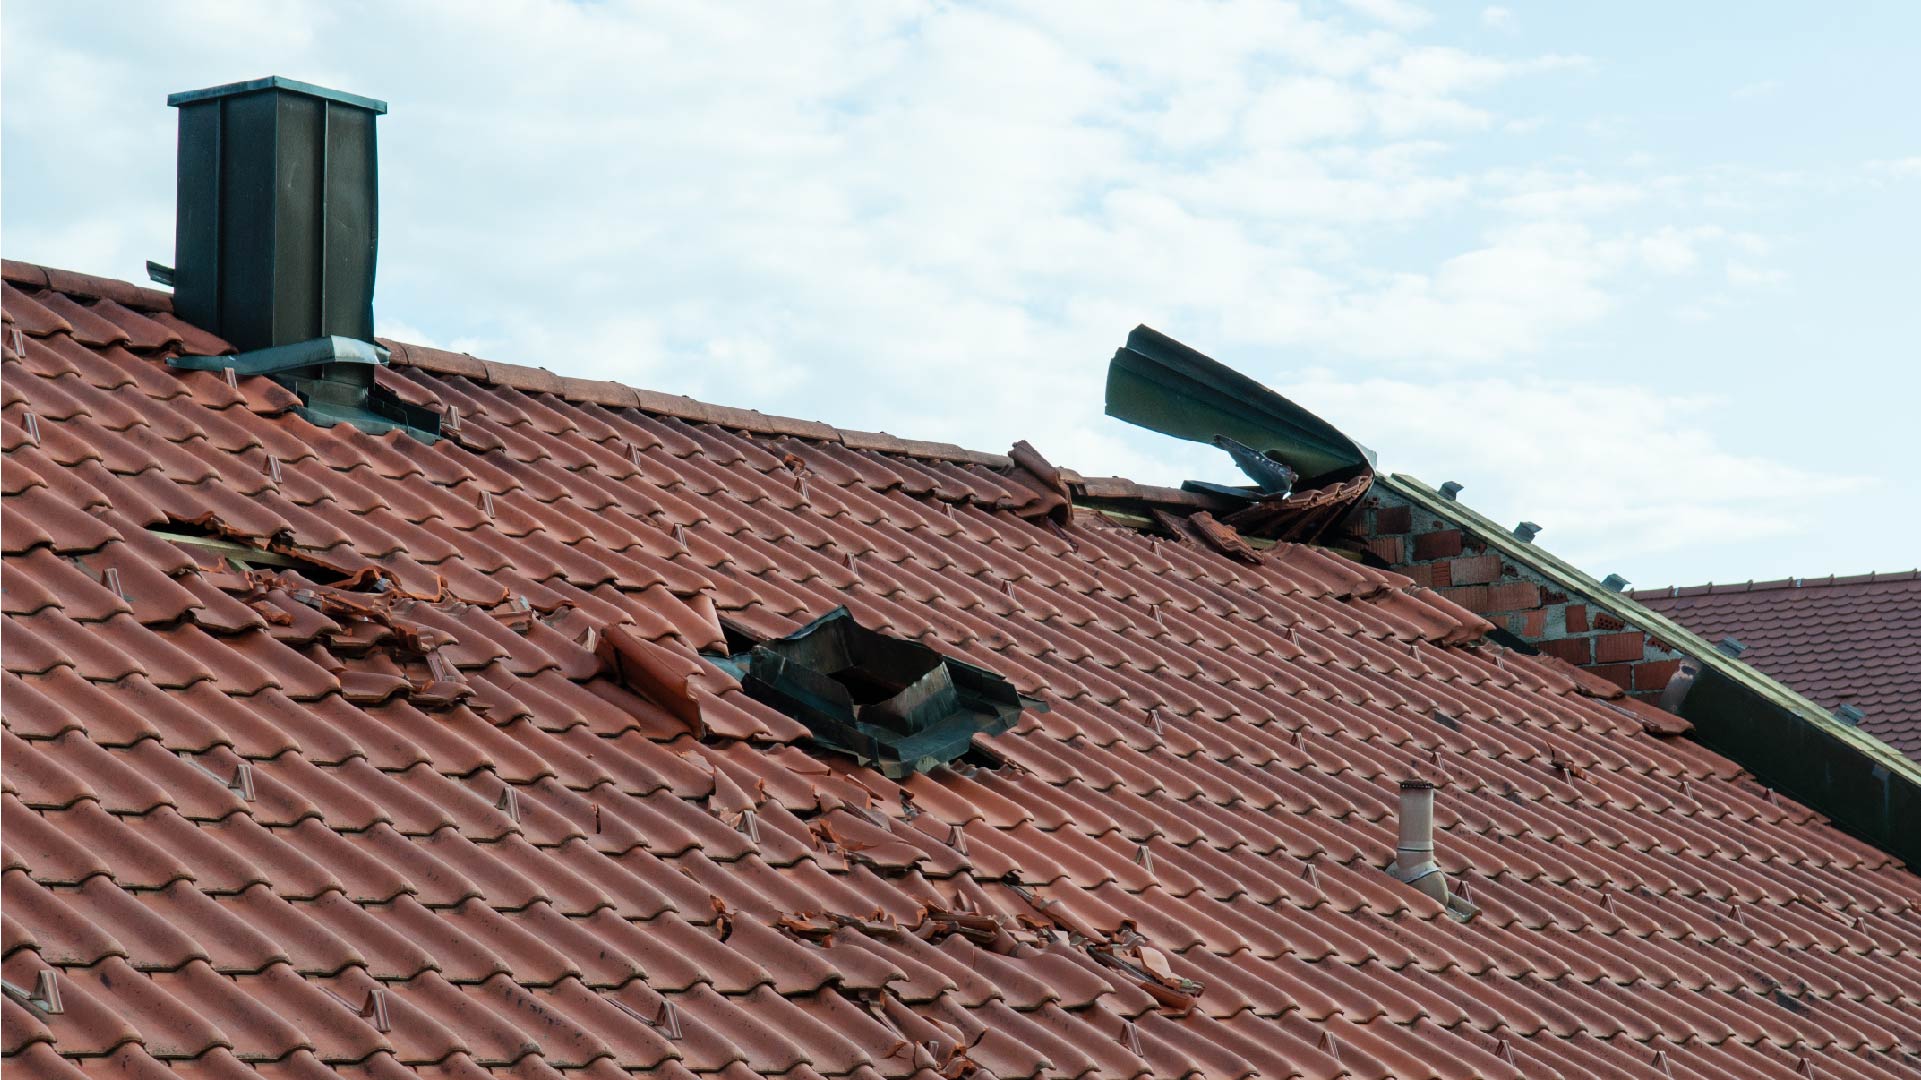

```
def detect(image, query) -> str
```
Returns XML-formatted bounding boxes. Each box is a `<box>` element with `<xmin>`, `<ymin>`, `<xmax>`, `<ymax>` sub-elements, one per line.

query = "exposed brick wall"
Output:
<box><xmin>1355</xmin><ymin>490</ymin><xmax>1689</xmax><ymax>701</ymax></box>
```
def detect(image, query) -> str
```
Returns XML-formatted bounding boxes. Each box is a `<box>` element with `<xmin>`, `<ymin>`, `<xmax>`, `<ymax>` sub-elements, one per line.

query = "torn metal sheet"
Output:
<box><xmin>1103</xmin><ymin>324</ymin><xmax>1374</xmax><ymax>485</ymax></box>
<box><xmin>708</xmin><ymin>607</ymin><xmax>1042</xmax><ymax>777</ymax></box>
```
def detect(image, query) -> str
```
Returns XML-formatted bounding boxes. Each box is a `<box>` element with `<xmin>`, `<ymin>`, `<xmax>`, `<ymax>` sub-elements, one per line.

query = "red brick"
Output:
<box><xmin>1511</xmin><ymin>610</ymin><xmax>1546</xmax><ymax>637</ymax></box>
<box><xmin>1594</xmin><ymin>631</ymin><xmax>1647</xmax><ymax>664</ymax></box>
<box><xmin>1374</xmin><ymin>505</ymin><xmax>1412</xmax><ymax>534</ymax></box>
<box><xmin>1412</xmin><ymin>529</ymin><xmax>1463</xmax><ymax>560</ymax></box>
<box><xmin>1404</xmin><ymin>561</ymin><xmax>1450</xmax><ymax>589</ymax></box>
<box><xmin>1633</xmin><ymin>659</ymin><xmax>1683</xmax><ymax>692</ymax></box>
<box><xmin>1364</xmin><ymin>535</ymin><xmax>1405</xmax><ymax>563</ymax></box>
<box><xmin>1538</xmin><ymin>637</ymin><xmax>1593</xmax><ymax>665</ymax></box>
<box><xmin>1587</xmin><ymin>662</ymin><xmax>1633</xmax><ymax>692</ymax></box>
<box><xmin>1563</xmin><ymin>604</ymin><xmax>1589</xmax><ymax>633</ymax></box>
<box><xmin>1595</xmin><ymin>613</ymin><xmax>1625</xmax><ymax>632</ymax></box>
<box><xmin>1440</xmin><ymin>585</ymin><xmax>1487</xmax><ymax>611</ymax></box>
<box><xmin>1485</xmin><ymin>582</ymin><xmax>1542</xmax><ymax>612</ymax></box>
<box><xmin>1449</xmin><ymin>553</ymin><xmax>1501</xmax><ymax>585</ymax></box>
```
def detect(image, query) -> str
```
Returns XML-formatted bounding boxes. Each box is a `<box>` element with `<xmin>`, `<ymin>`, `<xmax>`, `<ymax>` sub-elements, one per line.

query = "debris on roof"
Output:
<box><xmin>708</xmin><ymin>606</ymin><xmax>1038</xmax><ymax>777</ymax></box>
<box><xmin>1359</xmin><ymin>475</ymin><xmax>1921</xmax><ymax>866</ymax></box>
<box><xmin>1101</xmin><ymin>325</ymin><xmax>1374</xmax><ymax>546</ymax></box>
<box><xmin>8</xmin><ymin>263</ymin><xmax>1921</xmax><ymax>1080</ymax></box>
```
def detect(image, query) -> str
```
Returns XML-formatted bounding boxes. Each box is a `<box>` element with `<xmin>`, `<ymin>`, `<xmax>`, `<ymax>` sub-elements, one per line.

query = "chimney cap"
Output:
<box><xmin>1398</xmin><ymin>778</ymin><xmax>1436</xmax><ymax>791</ymax></box>
<box><xmin>168</xmin><ymin>76</ymin><xmax>388</xmax><ymax>115</ymax></box>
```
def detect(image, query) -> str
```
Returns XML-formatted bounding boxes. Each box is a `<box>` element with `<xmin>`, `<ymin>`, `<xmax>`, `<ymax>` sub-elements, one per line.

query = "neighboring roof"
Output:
<box><xmin>1379</xmin><ymin>475</ymin><xmax>1921</xmax><ymax>789</ymax></box>
<box><xmin>1633</xmin><ymin>573</ymin><xmax>1921</xmax><ymax>761</ymax></box>
<box><xmin>4</xmin><ymin>260</ymin><xmax>1921</xmax><ymax>1080</ymax></box>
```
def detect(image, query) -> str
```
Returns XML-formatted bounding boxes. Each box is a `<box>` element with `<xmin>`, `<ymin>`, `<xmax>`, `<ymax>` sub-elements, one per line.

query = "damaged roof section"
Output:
<box><xmin>1105</xmin><ymin>326</ymin><xmax>1921</xmax><ymax>869</ymax></box>
<box><xmin>1102</xmin><ymin>326</ymin><xmax>1376</xmax><ymax>547</ymax></box>
<box><xmin>8</xmin><ymin>261</ymin><xmax>1921</xmax><ymax>1080</ymax></box>
<box><xmin>710</xmin><ymin>607</ymin><xmax>1038</xmax><ymax>778</ymax></box>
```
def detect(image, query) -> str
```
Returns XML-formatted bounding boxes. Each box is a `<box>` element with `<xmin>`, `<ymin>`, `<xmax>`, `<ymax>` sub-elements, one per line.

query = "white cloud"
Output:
<box><xmin>1341</xmin><ymin>0</ymin><xmax>1432</xmax><ymax>33</ymax></box>
<box><xmin>1489</xmin><ymin>170</ymin><xmax>1647</xmax><ymax>216</ymax></box>
<box><xmin>1286</xmin><ymin>373</ymin><xmax>1871</xmax><ymax>565</ymax></box>
<box><xmin>1481</xmin><ymin>6</ymin><xmax>1516</xmax><ymax>32</ymax></box>
<box><xmin>1638</xmin><ymin>228</ymin><xmax>1703</xmax><ymax>274</ymax></box>
<box><xmin>3</xmin><ymin>0</ymin><xmax>1888</xmax><ymax>579</ymax></box>
<box><xmin>1726</xmin><ymin>260</ymin><xmax>1789</xmax><ymax>288</ymax></box>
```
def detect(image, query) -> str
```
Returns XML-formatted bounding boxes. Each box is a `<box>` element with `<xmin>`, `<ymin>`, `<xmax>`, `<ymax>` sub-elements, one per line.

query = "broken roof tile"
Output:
<box><xmin>4</xmin><ymin>263</ymin><xmax>1920</xmax><ymax>1080</ymax></box>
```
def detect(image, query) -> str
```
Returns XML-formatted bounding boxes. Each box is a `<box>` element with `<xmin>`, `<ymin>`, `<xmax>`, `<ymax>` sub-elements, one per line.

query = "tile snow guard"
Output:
<box><xmin>709</xmin><ymin>607</ymin><xmax>1041</xmax><ymax>778</ymax></box>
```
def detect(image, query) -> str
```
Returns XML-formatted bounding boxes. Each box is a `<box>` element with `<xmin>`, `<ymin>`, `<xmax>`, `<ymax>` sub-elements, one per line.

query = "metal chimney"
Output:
<box><xmin>168</xmin><ymin>76</ymin><xmax>386</xmax><ymax>352</ymax></box>
<box><xmin>164</xmin><ymin>77</ymin><xmax>439</xmax><ymax>441</ymax></box>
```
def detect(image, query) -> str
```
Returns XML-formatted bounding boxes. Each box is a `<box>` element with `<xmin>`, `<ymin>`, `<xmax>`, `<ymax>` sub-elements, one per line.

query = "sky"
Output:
<box><xmin>5</xmin><ymin>1</ymin><xmax>1917</xmax><ymax>588</ymax></box>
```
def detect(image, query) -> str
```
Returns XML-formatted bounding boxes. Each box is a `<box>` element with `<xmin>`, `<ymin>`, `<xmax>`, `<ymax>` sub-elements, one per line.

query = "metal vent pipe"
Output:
<box><xmin>1387</xmin><ymin>779</ymin><xmax>1478</xmax><ymax>921</ymax></box>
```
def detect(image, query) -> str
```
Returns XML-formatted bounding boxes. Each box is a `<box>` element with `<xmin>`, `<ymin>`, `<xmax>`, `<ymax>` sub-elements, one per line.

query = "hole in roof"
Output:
<box><xmin>706</xmin><ymin>607</ymin><xmax>1042</xmax><ymax>778</ymax></box>
<box><xmin>149</xmin><ymin>520</ymin><xmax>352</xmax><ymax>586</ymax></box>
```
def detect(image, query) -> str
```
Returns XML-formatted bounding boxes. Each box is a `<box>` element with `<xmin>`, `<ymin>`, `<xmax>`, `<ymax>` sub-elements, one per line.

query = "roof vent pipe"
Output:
<box><xmin>1386</xmin><ymin>779</ymin><xmax>1478</xmax><ymax>922</ymax></box>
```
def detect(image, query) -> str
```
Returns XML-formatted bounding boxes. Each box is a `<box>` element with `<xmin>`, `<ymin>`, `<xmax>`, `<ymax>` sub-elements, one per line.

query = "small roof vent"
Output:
<box><xmin>1438</xmin><ymin>481</ymin><xmax>1464</xmax><ymax>500</ymax></box>
<box><xmin>1834</xmin><ymin>704</ymin><xmax>1866</xmax><ymax>727</ymax></box>
<box><xmin>1601</xmin><ymin>573</ymin><xmax>1631</xmax><ymax>592</ymax></box>
<box><xmin>1716</xmin><ymin>636</ymin><xmax>1748</xmax><ymax>658</ymax></box>
<box><xmin>1511</xmin><ymin>521</ymin><xmax>1542</xmax><ymax>543</ymax></box>
<box><xmin>708</xmin><ymin>608</ymin><xmax>1042</xmax><ymax>777</ymax></box>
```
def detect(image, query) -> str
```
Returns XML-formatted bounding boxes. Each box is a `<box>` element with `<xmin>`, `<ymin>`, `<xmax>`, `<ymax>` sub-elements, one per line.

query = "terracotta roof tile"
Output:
<box><xmin>1634</xmin><ymin>573</ymin><xmax>1921</xmax><ymax>761</ymax></box>
<box><xmin>5</xmin><ymin>265</ymin><xmax>1921</xmax><ymax>1079</ymax></box>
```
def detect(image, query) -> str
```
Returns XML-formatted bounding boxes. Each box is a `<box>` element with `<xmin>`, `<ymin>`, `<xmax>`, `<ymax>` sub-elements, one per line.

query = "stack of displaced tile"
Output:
<box><xmin>4</xmin><ymin>260</ymin><xmax>1920</xmax><ymax>1080</ymax></box>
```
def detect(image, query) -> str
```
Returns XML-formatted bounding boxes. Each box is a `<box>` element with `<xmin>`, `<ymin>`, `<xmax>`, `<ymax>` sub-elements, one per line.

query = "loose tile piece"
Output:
<box><xmin>4</xmin><ymin>261</ymin><xmax>1920</xmax><ymax>1080</ymax></box>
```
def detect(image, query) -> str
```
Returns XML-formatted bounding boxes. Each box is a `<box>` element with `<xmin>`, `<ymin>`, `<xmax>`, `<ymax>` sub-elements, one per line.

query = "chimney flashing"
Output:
<box><xmin>171</xmin><ymin>334</ymin><xmax>387</xmax><ymax>377</ymax></box>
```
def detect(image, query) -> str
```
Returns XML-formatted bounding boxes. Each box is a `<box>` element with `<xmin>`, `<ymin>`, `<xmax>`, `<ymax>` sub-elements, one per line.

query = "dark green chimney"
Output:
<box><xmin>168</xmin><ymin>77</ymin><xmax>387</xmax><ymax>352</ymax></box>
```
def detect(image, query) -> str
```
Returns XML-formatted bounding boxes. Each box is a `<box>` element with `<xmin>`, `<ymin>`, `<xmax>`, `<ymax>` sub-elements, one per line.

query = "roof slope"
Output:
<box><xmin>3</xmin><ymin>261</ymin><xmax>1920</xmax><ymax>1080</ymax></box>
<box><xmin>1633</xmin><ymin>574</ymin><xmax>1921</xmax><ymax>761</ymax></box>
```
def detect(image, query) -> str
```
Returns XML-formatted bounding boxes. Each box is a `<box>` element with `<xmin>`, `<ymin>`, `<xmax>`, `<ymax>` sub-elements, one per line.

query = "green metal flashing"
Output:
<box><xmin>1381</xmin><ymin>472</ymin><xmax>1921</xmax><ymax>863</ymax></box>
<box><xmin>170</xmin><ymin>337</ymin><xmax>441</xmax><ymax>443</ymax></box>
<box><xmin>1104</xmin><ymin>325</ymin><xmax>1375</xmax><ymax>485</ymax></box>
<box><xmin>170</xmin><ymin>335</ymin><xmax>387</xmax><ymax>376</ymax></box>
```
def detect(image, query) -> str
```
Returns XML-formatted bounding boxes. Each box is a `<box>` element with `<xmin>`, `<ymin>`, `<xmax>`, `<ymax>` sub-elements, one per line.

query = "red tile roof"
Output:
<box><xmin>1633</xmin><ymin>573</ymin><xmax>1921</xmax><ymax>763</ymax></box>
<box><xmin>5</xmin><ymin>260</ymin><xmax>1921</xmax><ymax>1080</ymax></box>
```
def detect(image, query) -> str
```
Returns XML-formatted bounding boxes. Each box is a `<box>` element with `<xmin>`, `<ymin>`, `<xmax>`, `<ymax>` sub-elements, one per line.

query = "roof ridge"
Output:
<box><xmin>3</xmin><ymin>258</ymin><xmax>175</xmax><ymax>312</ymax></box>
<box><xmin>3</xmin><ymin>258</ymin><xmax>1036</xmax><ymax>472</ymax></box>
<box><xmin>1630</xmin><ymin>570</ymin><xmax>1921</xmax><ymax>599</ymax></box>
<box><xmin>7</xmin><ymin>259</ymin><xmax>1234</xmax><ymax>510</ymax></box>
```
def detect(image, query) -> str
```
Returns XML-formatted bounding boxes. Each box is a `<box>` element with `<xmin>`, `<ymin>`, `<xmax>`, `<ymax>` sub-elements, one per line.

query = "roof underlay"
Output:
<box><xmin>4</xmin><ymin>260</ymin><xmax>1921</xmax><ymax>1080</ymax></box>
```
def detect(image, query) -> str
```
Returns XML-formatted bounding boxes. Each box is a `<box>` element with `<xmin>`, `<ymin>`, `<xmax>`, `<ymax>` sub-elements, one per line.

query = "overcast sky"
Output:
<box><xmin>6</xmin><ymin>1</ymin><xmax>1917</xmax><ymax>587</ymax></box>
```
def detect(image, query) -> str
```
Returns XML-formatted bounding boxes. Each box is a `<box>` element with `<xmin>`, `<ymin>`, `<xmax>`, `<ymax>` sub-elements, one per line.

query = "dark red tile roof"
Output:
<box><xmin>1632</xmin><ymin>573</ymin><xmax>1921</xmax><ymax>763</ymax></box>
<box><xmin>5</xmin><ymin>259</ymin><xmax>1921</xmax><ymax>1080</ymax></box>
